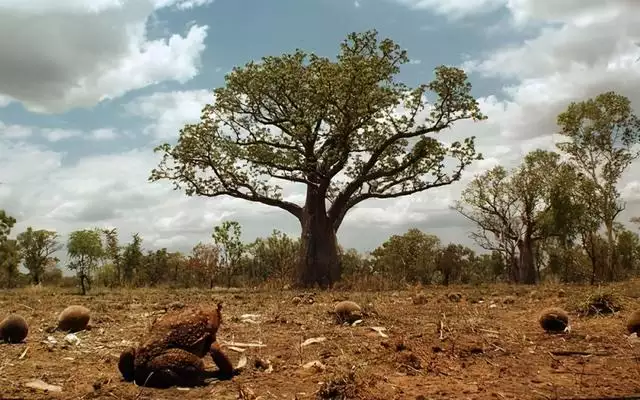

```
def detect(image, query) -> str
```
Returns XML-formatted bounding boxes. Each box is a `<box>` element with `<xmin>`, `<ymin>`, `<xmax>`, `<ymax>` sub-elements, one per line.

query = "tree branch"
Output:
<box><xmin>181</xmin><ymin>170</ymin><xmax>303</xmax><ymax>220</ymax></box>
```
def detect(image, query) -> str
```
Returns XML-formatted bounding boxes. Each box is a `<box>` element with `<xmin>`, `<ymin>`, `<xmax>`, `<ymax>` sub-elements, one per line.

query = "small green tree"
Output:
<box><xmin>615</xmin><ymin>225</ymin><xmax>640</xmax><ymax>277</ymax></box>
<box><xmin>17</xmin><ymin>227</ymin><xmax>62</xmax><ymax>285</ymax></box>
<box><xmin>0</xmin><ymin>239</ymin><xmax>20</xmax><ymax>288</ymax></box>
<box><xmin>190</xmin><ymin>242</ymin><xmax>221</xmax><ymax>288</ymax></box>
<box><xmin>212</xmin><ymin>220</ymin><xmax>245</xmax><ymax>287</ymax></box>
<box><xmin>437</xmin><ymin>243</ymin><xmax>475</xmax><ymax>285</ymax></box>
<box><xmin>121</xmin><ymin>233</ymin><xmax>143</xmax><ymax>285</ymax></box>
<box><xmin>0</xmin><ymin>210</ymin><xmax>16</xmax><ymax>241</ymax></box>
<box><xmin>67</xmin><ymin>229</ymin><xmax>104</xmax><ymax>295</ymax></box>
<box><xmin>102</xmin><ymin>228</ymin><xmax>122</xmax><ymax>286</ymax></box>
<box><xmin>142</xmin><ymin>248</ymin><xmax>171</xmax><ymax>286</ymax></box>
<box><xmin>338</xmin><ymin>247</ymin><xmax>369</xmax><ymax>278</ymax></box>
<box><xmin>371</xmin><ymin>228</ymin><xmax>441</xmax><ymax>284</ymax></box>
<box><xmin>248</xmin><ymin>230</ymin><xmax>299</xmax><ymax>282</ymax></box>
<box><xmin>149</xmin><ymin>30</ymin><xmax>485</xmax><ymax>288</ymax></box>
<box><xmin>0</xmin><ymin>210</ymin><xmax>19</xmax><ymax>288</ymax></box>
<box><xmin>556</xmin><ymin>91</ymin><xmax>640</xmax><ymax>281</ymax></box>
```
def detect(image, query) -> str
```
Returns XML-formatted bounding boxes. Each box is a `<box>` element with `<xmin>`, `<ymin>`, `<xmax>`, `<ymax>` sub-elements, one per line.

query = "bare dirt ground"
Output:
<box><xmin>2</xmin><ymin>282</ymin><xmax>640</xmax><ymax>400</ymax></box>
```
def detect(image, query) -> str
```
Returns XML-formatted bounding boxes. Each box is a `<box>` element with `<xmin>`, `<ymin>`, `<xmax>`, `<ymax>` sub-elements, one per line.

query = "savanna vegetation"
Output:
<box><xmin>1</xmin><ymin>31</ymin><xmax>639</xmax><ymax>294</ymax></box>
<box><xmin>2</xmin><ymin>30</ymin><xmax>640</xmax><ymax>400</ymax></box>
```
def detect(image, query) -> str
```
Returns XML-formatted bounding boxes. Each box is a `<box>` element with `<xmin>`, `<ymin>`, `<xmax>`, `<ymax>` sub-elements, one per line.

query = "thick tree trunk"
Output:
<box><xmin>443</xmin><ymin>268</ymin><xmax>451</xmax><ymax>286</ymax></box>
<box><xmin>296</xmin><ymin>191</ymin><xmax>340</xmax><ymax>288</ymax></box>
<box><xmin>508</xmin><ymin>253</ymin><xmax>519</xmax><ymax>283</ymax></box>
<box><xmin>30</xmin><ymin>263</ymin><xmax>41</xmax><ymax>285</ymax></box>
<box><xmin>116</xmin><ymin>261</ymin><xmax>121</xmax><ymax>286</ymax></box>
<box><xmin>605</xmin><ymin>222</ymin><xmax>616</xmax><ymax>282</ymax></box>
<box><xmin>79</xmin><ymin>272</ymin><xmax>87</xmax><ymax>295</ymax></box>
<box><xmin>518</xmin><ymin>237</ymin><xmax>536</xmax><ymax>285</ymax></box>
<box><xmin>297</xmin><ymin>218</ymin><xmax>340</xmax><ymax>288</ymax></box>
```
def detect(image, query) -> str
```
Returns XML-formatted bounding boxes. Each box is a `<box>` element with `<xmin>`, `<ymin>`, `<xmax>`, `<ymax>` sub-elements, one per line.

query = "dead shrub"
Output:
<box><xmin>575</xmin><ymin>289</ymin><xmax>622</xmax><ymax>317</ymax></box>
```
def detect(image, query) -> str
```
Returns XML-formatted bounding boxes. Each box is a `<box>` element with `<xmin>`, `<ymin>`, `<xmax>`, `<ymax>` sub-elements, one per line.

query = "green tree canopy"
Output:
<box><xmin>556</xmin><ymin>91</ymin><xmax>640</xmax><ymax>282</ymax></box>
<box><xmin>370</xmin><ymin>228</ymin><xmax>442</xmax><ymax>284</ymax></box>
<box><xmin>0</xmin><ymin>210</ymin><xmax>16</xmax><ymax>241</ymax></box>
<box><xmin>212</xmin><ymin>220</ymin><xmax>245</xmax><ymax>287</ymax></box>
<box><xmin>67</xmin><ymin>229</ymin><xmax>104</xmax><ymax>295</ymax></box>
<box><xmin>149</xmin><ymin>30</ymin><xmax>485</xmax><ymax>287</ymax></box>
<box><xmin>17</xmin><ymin>227</ymin><xmax>62</xmax><ymax>285</ymax></box>
<box><xmin>0</xmin><ymin>210</ymin><xmax>19</xmax><ymax>288</ymax></box>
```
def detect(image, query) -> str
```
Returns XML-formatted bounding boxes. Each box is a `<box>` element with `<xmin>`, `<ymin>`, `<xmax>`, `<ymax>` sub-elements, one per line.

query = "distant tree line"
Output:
<box><xmin>1</xmin><ymin>210</ymin><xmax>639</xmax><ymax>294</ymax></box>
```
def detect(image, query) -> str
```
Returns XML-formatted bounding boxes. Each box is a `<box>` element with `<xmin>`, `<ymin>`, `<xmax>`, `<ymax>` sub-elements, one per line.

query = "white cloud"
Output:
<box><xmin>0</xmin><ymin>94</ymin><xmax>12</xmax><ymax>108</ymax></box>
<box><xmin>88</xmin><ymin>128</ymin><xmax>119</xmax><ymax>141</ymax></box>
<box><xmin>0</xmin><ymin>0</ymin><xmax>209</xmax><ymax>114</ymax></box>
<box><xmin>0</xmin><ymin>122</ymin><xmax>32</xmax><ymax>139</ymax></box>
<box><xmin>124</xmin><ymin>90</ymin><xmax>213</xmax><ymax>140</ymax></box>
<box><xmin>42</xmin><ymin>128</ymin><xmax>82</xmax><ymax>142</ymax></box>
<box><xmin>393</xmin><ymin>0</ymin><xmax>505</xmax><ymax>18</ymax></box>
<box><xmin>1</xmin><ymin>122</ymin><xmax>121</xmax><ymax>142</ymax></box>
<box><xmin>0</xmin><ymin>139</ymin><xmax>265</xmax><ymax>253</ymax></box>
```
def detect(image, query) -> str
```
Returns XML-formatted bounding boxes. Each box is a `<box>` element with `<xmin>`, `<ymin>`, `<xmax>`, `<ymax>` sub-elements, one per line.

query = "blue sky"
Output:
<box><xmin>1</xmin><ymin>0</ymin><xmax>639</xmax><ymax>260</ymax></box>
<box><xmin>0</xmin><ymin>0</ymin><xmax>517</xmax><ymax>163</ymax></box>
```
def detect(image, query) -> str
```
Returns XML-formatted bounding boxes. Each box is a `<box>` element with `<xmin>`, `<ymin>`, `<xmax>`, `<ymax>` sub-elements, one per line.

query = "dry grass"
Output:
<box><xmin>1</xmin><ymin>281</ymin><xmax>640</xmax><ymax>399</ymax></box>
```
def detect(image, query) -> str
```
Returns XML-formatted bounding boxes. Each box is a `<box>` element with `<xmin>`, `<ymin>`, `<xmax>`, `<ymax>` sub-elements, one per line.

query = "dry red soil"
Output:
<box><xmin>1</xmin><ymin>282</ymin><xmax>640</xmax><ymax>400</ymax></box>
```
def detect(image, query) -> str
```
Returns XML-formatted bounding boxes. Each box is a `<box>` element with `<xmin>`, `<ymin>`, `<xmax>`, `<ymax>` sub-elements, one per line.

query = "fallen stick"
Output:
<box><xmin>221</xmin><ymin>340</ymin><xmax>266</xmax><ymax>348</ymax></box>
<box><xmin>550</xmin><ymin>350</ymin><xmax>612</xmax><ymax>356</ymax></box>
<box><xmin>18</xmin><ymin>346</ymin><xmax>29</xmax><ymax>359</ymax></box>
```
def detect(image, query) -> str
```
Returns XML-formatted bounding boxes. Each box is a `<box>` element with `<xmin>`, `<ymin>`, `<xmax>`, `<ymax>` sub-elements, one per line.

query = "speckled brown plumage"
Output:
<box><xmin>118</xmin><ymin>303</ymin><xmax>234</xmax><ymax>388</ymax></box>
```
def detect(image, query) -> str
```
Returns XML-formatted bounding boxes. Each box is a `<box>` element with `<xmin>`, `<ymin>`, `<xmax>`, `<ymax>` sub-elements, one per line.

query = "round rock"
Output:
<box><xmin>0</xmin><ymin>314</ymin><xmax>29</xmax><ymax>343</ymax></box>
<box><xmin>57</xmin><ymin>305</ymin><xmax>91</xmax><ymax>332</ymax></box>
<box><xmin>539</xmin><ymin>307</ymin><xmax>569</xmax><ymax>333</ymax></box>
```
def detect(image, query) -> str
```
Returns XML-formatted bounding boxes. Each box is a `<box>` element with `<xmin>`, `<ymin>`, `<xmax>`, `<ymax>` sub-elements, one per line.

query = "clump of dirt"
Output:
<box><xmin>317</xmin><ymin>371</ymin><xmax>360</xmax><ymax>399</ymax></box>
<box><xmin>396</xmin><ymin>351</ymin><xmax>422</xmax><ymax>374</ymax></box>
<box><xmin>412</xmin><ymin>293</ymin><xmax>428</xmax><ymax>305</ymax></box>
<box><xmin>448</xmin><ymin>292</ymin><xmax>463</xmax><ymax>302</ymax></box>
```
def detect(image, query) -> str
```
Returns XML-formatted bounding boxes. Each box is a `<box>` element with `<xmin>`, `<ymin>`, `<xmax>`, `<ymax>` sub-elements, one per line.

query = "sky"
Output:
<box><xmin>1</xmin><ymin>0</ymin><xmax>640</xmax><ymax>265</ymax></box>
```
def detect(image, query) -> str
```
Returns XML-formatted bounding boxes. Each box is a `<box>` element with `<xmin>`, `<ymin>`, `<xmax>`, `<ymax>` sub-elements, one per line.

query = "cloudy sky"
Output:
<box><xmin>1</xmin><ymin>0</ymin><xmax>640</xmax><ymax>264</ymax></box>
